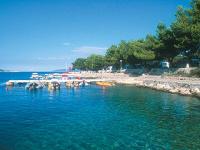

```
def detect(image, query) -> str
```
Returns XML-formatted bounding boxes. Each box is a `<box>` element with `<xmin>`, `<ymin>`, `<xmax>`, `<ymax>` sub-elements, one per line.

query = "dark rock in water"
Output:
<box><xmin>25</xmin><ymin>82</ymin><xmax>39</xmax><ymax>90</ymax></box>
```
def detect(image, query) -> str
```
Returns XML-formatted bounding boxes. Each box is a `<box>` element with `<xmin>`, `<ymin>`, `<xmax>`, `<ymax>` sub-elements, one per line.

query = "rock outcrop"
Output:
<box><xmin>135</xmin><ymin>80</ymin><xmax>200</xmax><ymax>98</ymax></box>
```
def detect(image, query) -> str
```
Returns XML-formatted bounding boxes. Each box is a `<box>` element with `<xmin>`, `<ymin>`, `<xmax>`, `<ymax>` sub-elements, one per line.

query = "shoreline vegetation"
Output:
<box><xmin>71</xmin><ymin>0</ymin><xmax>200</xmax><ymax>98</ymax></box>
<box><xmin>80</xmin><ymin>71</ymin><xmax>200</xmax><ymax>99</ymax></box>
<box><xmin>72</xmin><ymin>0</ymin><xmax>200</xmax><ymax>73</ymax></box>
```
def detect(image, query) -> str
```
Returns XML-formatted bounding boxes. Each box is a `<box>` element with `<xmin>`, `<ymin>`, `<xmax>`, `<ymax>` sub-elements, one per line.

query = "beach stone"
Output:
<box><xmin>156</xmin><ymin>84</ymin><xmax>165</xmax><ymax>90</ymax></box>
<box><xmin>82</xmin><ymin>72</ymin><xmax>200</xmax><ymax>98</ymax></box>
<box><xmin>148</xmin><ymin>83</ymin><xmax>155</xmax><ymax>88</ymax></box>
<box><xmin>144</xmin><ymin>83</ymin><xmax>148</xmax><ymax>87</ymax></box>
<box><xmin>164</xmin><ymin>84</ymin><xmax>171</xmax><ymax>91</ymax></box>
<box><xmin>178</xmin><ymin>88</ymin><xmax>191</xmax><ymax>95</ymax></box>
<box><xmin>182</xmin><ymin>90</ymin><xmax>192</xmax><ymax>95</ymax></box>
<box><xmin>190</xmin><ymin>88</ymin><xmax>200</xmax><ymax>98</ymax></box>
<box><xmin>191</xmin><ymin>88</ymin><xmax>200</xmax><ymax>94</ymax></box>
<box><xmin>169</xmin><ymin>88</ymin><xmax>179</xmax><ymax>94</ymax></box>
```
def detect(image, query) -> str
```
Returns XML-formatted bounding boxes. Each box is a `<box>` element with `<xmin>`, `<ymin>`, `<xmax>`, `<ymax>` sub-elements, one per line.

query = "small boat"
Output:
<box><xmin>65</xmin><ymin>81</ymin><xmax>72</xmax><ymax>87</ymax></box>
<box><xmin>79</xmin><ymin>80</ymin><xmax>89</xmax><ymax>87</ymax></box>
<box><xmin>30</xmin><ymin>73</ymin><xmax>43</xmax><ymax>79</ymax></box>
<box><xmin>30</xmin><ymin>73</ymin><xmax>39</xmax><ymax>79</ymax></box>
<box><xmin>25</xmin><ymin>83</ymin><xmax>32</xmax><ymax>90</ymax></box>
<box><xmin>6</xmin><ymin>81</ymin><xmax>14</xmax><ymax>86</ymax></box>
<box><xmin>25</xmin><ymin>82</ymin><xmax>38</xmax><ymax>90</ymax></box>
<box><xmin>52</xmin><ymin>73</ymin><xmax>62</xmax><ymax>79</ymax></box>
<box><xmin>48</xmin><ymin>82</ymin><xmax>60</xmax><ymax>90</ymax></box>
<box><xmin>36</xmin><ymin>83</ymin><xmax>45</xmax><ymax>89</ymax></box>
<box><xmin>74</xmin><ymin>81</ymin><xmax>79</xmax><ymax>87</ymax></box>
<box><xmin>17</xmin><ymin>82</ymin><xmax>24</xmax><ymax>87</ymax></box>
<box><xmin>96</xmin><ymin>81</ymin><xmax>114</xmax><ymax>87</ymax></box>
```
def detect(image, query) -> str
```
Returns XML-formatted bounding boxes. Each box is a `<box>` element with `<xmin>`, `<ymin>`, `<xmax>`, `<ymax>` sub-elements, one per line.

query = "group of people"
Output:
<box><xmin>66</xmin><ymin>80</ymin><xmax>87</xmax><ymax>88</ymax></box>
<box><xmin>25</xmin><ymin>82</ymin><xmax>45</xmax><ymax>90</ymax></box>
<box><xmin>10</xmin><ymin>80</ymin><xmax>88</xmax><ymax>91</ymax></box>
<box><xmin>48</xmin><ymin>82</ymin><xmax>60</xmax><ymax>91</ymax></box>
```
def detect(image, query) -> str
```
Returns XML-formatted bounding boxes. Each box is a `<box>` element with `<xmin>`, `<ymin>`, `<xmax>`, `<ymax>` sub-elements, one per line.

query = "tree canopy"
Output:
<box><xmin>73</xmin><ymin>0</ymin><xmax>200</xmax><ymax>70</ymax></box>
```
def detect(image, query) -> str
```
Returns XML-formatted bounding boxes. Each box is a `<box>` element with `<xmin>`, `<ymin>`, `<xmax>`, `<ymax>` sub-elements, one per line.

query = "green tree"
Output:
<box><xmin>144</xmin><ymin>34</ymin><xmax>161</xmax><ymax>59</ymax></box>
<box><xmin>171</xmin><ymin>6</ymin><xmax>192</xmax><ymax>53</ymax></box>
<box><xmin>127</xmin><ymin>40</ymin><xmax>155</xmax><ymax>65</ymax></box>
<box><xmin>72</xmin><ymin>58</ymin><xmax>87</xmax><ymax>70</ymax></box>
<box><xmin>85</xmin><ymin>54</ymin><xmax>105</xmax><ymax>71</ymax></box>
<box><xmin>105</xmin><ymin>45</ymin><xmax>119</xmax><ymax>67</ymax></box>
<box><xmin>171</xmin><ymin>0</ymin><xmax>200</xmax><ymax>58</ymax></box>
<box><xmin>156</xmin><ymin>23</ymin><xmax>178</xmax><ymax>61</ymax></box>
<box><xmin>118</xmin><ymin>40</ymin><xmax>129</xmax><ymax>64</ymax></box>
<box><xmin>106</xmin><ymin>41</ymin><xmax>137</xmax><ymax>68</ymax></box>
<box><xmin>190</xmin><ymin>0</ymin><xmax>200</xmax><ymax>56</ymax></box>
<box><xmin>73</xmin><ymin>0</ymin><xmax>200</xmax><ymax>70</ymax></box>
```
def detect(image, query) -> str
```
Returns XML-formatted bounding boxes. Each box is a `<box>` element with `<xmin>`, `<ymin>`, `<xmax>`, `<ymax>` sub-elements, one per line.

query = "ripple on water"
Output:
<box><xmin>0</xmin><ymin>82</ymin><xmax>199</xmax><ymax>150</ymax></box>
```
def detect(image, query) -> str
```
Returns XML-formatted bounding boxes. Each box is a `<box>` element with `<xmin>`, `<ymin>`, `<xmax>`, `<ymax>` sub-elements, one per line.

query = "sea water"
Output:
<box><xmin>0</xmin><ymin>72</ymin><xmax>200</xmax><ymax>150</ymax></box>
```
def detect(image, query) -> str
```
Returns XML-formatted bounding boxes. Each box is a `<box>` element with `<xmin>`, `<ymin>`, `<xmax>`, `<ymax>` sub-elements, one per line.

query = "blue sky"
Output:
<box><xmin>0</xmin><ymin>0</ymin><xmax>189</xmax><ymax>71</ymax></box>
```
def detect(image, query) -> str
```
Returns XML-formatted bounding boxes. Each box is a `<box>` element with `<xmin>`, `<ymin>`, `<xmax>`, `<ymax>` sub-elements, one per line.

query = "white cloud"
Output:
<box><xmin>72</xmin><ymin>46</ymin><xmax>107</xmax><ymax>56</ymax></box>
<box><xmin>36</xmin><ymin>57</ymin><xmax>67</xmax><ymax>61</ymax></box>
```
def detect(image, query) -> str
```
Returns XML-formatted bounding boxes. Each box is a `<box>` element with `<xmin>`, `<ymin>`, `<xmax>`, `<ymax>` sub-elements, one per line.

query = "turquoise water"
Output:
<box><xmin>0</xmin><ymin>72</ymin><xmax>200</xmax><ymax>150</ymax></box>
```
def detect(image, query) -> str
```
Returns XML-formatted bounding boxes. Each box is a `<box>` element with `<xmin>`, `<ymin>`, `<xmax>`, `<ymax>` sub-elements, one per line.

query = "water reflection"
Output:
<box><xmin>0</xmin><ymin>83</ymin><xmax>200</xmax><ymax>149</ymax></box>
<box><xmin>6</xmin><ymin>86</ymin><xmax>13</xmax><ymax>91</ymax></box>
<box><xmin>48</xmin><ymin>89</ymin><xmax>61</xmax><ymax>100</ymax></box>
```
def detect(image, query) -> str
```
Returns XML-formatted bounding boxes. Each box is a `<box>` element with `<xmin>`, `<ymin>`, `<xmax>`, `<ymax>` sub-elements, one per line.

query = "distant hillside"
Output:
<box><xmin>0</xmin><ymin>69</ymin><xmax>10</xmax><ymax>72</ymax></box>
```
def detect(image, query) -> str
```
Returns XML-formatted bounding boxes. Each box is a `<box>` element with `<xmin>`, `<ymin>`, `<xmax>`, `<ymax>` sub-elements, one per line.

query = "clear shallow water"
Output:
<box><xmin>0</xmin><ymin>72</ymin><xmax>200</xmax><ymax>150</ymax></box>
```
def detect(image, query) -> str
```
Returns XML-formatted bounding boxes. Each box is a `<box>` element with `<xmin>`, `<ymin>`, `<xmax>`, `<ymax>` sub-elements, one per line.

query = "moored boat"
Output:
<box><xmin>30</xmin><ymin>73</ymin><xmax>39</xmax><ymax>79</ymax></box>
<box><xmin>25</xmin><ymin>82</ymin><xmax>38</xmax><ymax>90</ymax></box>
<box><xmin>96</xmin><ymin>81</ymin><xmax>114</xmax><ymax>87</ymax></box>
<box><xmin>6</xmin><ymin>81</ymin><xmax>14</xmax><ymax>86</ymax></box>
<box><xmin>48</xmin><ymin>81</ymin><xmax>60</xmax><ymax>90</ymax></box>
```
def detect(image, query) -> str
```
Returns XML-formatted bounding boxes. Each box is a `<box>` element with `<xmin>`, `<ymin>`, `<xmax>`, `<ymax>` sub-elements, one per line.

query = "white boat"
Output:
<box><xmin>30</xmin><ymin>73</ymin><xmax>39</xmax><ymax>79</ymax></box>
<box><xmin>30</xmin><ymin>73</ymin><xmax>43</xmax><ymax>79</ymax></box>
<box><xmin>79</xmin><ymin>81</ymin><xmax>89</xmax><ymax>87</ymax></box>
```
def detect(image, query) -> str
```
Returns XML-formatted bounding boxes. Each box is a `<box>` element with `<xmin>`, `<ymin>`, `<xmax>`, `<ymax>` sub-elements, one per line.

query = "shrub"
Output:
<box><xmin>190</xmin><ymin>68</ymin><xmax>200</xmax><ymax>77</ymax></box>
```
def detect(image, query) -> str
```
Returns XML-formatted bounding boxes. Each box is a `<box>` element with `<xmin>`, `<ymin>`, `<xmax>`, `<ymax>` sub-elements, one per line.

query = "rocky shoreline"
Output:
<box><xmin>133</xmin><ymin>80</ymin><xmax>200</xmax><ymax>98</ymax></box>
<box><xmin>81</xmin><ymin>72</ymin><xmax>200</xmax><ymax>99</ymax></box>
<box><xmin>117</xmin><ymin>79</ymin><xmax>200</xmax><ymax>98</ymax></box>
